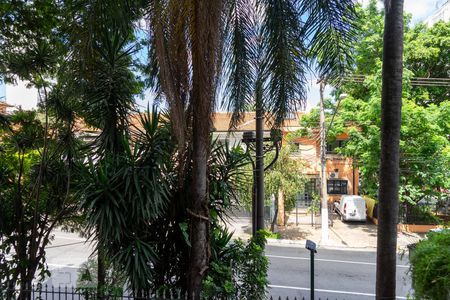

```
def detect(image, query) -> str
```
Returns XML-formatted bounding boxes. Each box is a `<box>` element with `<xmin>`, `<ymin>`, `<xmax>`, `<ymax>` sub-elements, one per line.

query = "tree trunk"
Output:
<box><xmin>277</xmin><ymin>190</ymin><xmax>285</xmax><ymax>226</ymax></box>
<box><xmin>376</xmin><ymin>1</ymin><xmax>404</xmax><ymax>299</ymax></box>
<box><xmin>187</xmin><ymin>0</ymin><xmax>222</xmax><ymax>298</ymax></box>
<box><xmin>97</xmin><ymin>246</ymin><xmax>106</xmax><ymax>300</ymax></box>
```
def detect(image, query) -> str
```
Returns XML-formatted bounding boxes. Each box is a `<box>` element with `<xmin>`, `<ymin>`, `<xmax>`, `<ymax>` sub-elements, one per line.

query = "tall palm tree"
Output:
<box><xmin>376</xmin><ymin>0</ymin><xmax>404</xmax><ymax>299</ymax></box>
<box><xmin>223</xmin><ymin>0</ymin><xmax>358</xmax><ymax>232</ymax></box>
<box><xmin>188</xmin><ymin>1</ymin><xmax>224</xmax><ymax>296</ymax></box>
<box><xmin>147</xmin><ymin>0</ymin><xmax>357</xmax><ymax>297</ymax></box>
<box><xmin>147</xmin><ymin>1</ymin><xmax>224</xmax><ymax>297</ymax></box>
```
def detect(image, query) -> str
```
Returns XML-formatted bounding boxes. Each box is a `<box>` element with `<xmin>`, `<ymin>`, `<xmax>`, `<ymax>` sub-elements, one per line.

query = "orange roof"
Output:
<box><xmin>0</xmin><ymin>102</ymin><xmax>14</xmax><ymax>108</ymax></box>
<box><xmin>72</xmin><ymin>111</ymin><xmax>304</xmax><ymax>134</ymax></box>
<box><xmin>212</xmin><ymin>111</ymin><xmax>303</xmax><ymax>132</ymax></box>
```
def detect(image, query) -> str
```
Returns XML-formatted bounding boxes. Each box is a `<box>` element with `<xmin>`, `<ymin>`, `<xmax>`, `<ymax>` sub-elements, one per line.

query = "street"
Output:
<box><xmin>41</xmin><ymin>230</ymin><xmax>413</xmax><ymax>299</ymax></box>
<box><xmin>267</xmin><ymin>245</ymin><xmax>411</xmax><ymax>300</ymax></box>
<box><xmin>42</xmin><ymin>230</ymin><xmax>92</xmax><ymax>287</ymax></box>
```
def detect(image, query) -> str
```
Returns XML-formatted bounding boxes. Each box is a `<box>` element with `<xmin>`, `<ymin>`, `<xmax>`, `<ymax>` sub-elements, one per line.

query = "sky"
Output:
<box><xmin>0</xmin><ymin>0</ymin><xmax>446</xmax><ymax>112</ymax></box>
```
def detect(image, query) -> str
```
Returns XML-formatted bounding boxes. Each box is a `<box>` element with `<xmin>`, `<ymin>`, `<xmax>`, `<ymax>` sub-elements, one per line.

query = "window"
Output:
<box><xmin>304</xmin><ymin>178</ymin><xmax>320</xmax><ymax>200</ymax></box>
<box><xmin>296</xmin><ymin>178</ymin><xmax>320</xmax><ymax>207</ymax></box>
<box><xmin>284</xmin><ymin>112</ymin><xmax>296</xmax><ymax>120</ymax></box>
<box><xmin>327</xmin><ymin>179</ymin><xmax>348</xmax><ymax>195</ymax></box>
<box><xmin>326</xmin><ymin>140</ymin><xmax>346</xmax><ymax>153</ymax></box>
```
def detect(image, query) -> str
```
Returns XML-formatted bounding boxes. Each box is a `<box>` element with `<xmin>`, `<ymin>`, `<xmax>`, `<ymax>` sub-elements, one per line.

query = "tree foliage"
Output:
<box><xmin>0</xmin><ymin>110</ymin><xmax>79</xmax><ymax>296</ymax></box>
<box><xmin>223</xmin><ymin>0</ymin><xmax>358</xmax><ymax>127</ymax></box>
<box><xmin>1</xmin><ymin>0</ymin><xmax>359</xmax><ymax>297</ymax></box>
<box><xmin>409</xmin><ymin>230</ymin><xmax>450</xmax><ymax>300</ymax></box>
<box><xmin>297</xmin><ymin>2</ymin><xmax>450</xmax><ymax>207</ymax></box>
<box><xmin>239</xmin><ymin>144</ymin><xmax>306</xmax><ymax>213</ymax></box>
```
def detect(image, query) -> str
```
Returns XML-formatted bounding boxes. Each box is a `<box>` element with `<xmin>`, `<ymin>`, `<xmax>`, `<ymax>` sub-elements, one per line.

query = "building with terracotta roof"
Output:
<box><xmin>212</xmin><ymin>112</ymin><xmax>359</xmax><ymax>204</ymax></box>
<box><xmin>0</xmin><ymin>101</ymin><xmax>14</xmax><ymax>114</ymax></box>
<box><xmin>67</xmin><ymin>109</ymin><xmax>359</xmax><ymax>204</ymax></box>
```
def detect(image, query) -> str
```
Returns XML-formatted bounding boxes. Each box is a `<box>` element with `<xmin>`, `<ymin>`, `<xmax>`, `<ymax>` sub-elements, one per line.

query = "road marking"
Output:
<box><xmin>47</xmin><ymin>241</ymin><xmax>86</xmax><ymax>249</ymax></box>
<box><xmin>269</xmin><ymin>284</ymin><xmax>407</xmax><ymax>299</ymax></box>
<box><xmin>48</xmin><ymin>263</ymin><xmax>80</xmax><ymax>269</ymax></box>
<box><xmin>51</xmin><ymin>235</ymin><xmax>87</xmax><ymax>242</ymax></box>
<box><xmin>266</xmin><ymin>255</ymin><xmax>409</xmax><ymax>268</ymax></box>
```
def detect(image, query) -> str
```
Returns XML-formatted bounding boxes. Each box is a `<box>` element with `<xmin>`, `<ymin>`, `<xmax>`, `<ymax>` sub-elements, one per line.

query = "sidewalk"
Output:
<box><xmin>227</xmin><ymin>210</ymin><xmax>425</xmax><ymax>251</ymax></box>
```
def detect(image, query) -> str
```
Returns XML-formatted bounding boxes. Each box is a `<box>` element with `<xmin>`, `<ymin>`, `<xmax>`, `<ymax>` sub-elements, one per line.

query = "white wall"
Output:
<box><xmin>5</xmin><ymin>80</ymin><xmax>38</xmax><ymax>110</ymax></box>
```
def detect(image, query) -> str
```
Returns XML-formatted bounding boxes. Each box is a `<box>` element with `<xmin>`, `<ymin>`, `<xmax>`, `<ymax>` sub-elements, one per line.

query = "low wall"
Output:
<box><xmin>371</xmin><ymin>217</ymin><xmax>443</xmax><ymax>233</ymax></box>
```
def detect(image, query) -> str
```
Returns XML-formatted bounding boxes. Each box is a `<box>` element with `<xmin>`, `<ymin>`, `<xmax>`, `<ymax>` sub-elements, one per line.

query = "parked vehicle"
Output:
<box><xmin>334</xmin><ymin>195</ymin><xmax>367</xmax><ymax>222</ymax></box>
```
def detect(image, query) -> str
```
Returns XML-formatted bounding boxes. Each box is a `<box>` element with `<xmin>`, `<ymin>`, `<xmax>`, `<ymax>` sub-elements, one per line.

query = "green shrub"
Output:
<box><xmin>265</xmin><ymin>231</ymin><xmax>281</xmax><ymax>239</ymax></box>
<box><xmin>202</xmin><ymin>229</ymin><xmax>269</xmax><ymax>299</ymax></box>
<box><xmin>409</xmin><ymin>229</ymin><xmax>450</xmax><ymax>300</ymax></box>
<box><xmin>76</xmin><ymin>258</ymin><xmax>126</xmax><ymax>299</ymax></box>
<box><xmin>407</xmin><ymin>205</ymin><xmax>441</xmax><ymax>225</ymax></box>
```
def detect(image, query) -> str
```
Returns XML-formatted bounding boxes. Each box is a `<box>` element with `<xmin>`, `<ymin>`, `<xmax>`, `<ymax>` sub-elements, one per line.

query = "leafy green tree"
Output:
<box><xmin>406</xmin><ymin>21</ymin><xmax>450</xmax><ymax>106</ymax></box>
<box><xmin>265</xmin><ymin>146</ymin><xmax>306</xmax><ymax>226</ymax></box>
<box><xmin>239</xmin><ymin>144</ymin><xmax>306</xmax><ymax>228</ymax></box>
<box><xmin>409</xmin><ymin>230</ymin><xmax>450</xmax><ymax>300</ymax></box>
<box><xmin>297</xmin><ymin>1</ymin><xmax>450</xmax><ymax>208</ymax></box>
<box><xmin>0</xmin><ymin>2</ymin><xmax>82</xmax><ymax>297</ymax></box>
<box><xmin>0</xmin><ymin>110</ymin><xmax>79</xmax><ymax>298</ymax></box>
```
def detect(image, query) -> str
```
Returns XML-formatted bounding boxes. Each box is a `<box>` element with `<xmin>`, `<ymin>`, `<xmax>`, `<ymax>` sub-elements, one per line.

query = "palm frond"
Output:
<box><xmin>262</xmin><ymin>0</ymin><xmax>308</xmax><ymax>127</ymax></box>
<box><xmin>79</xmin><ymin>106</ymin><xmax>175</xmax><ymax>291</ymax></box>
<box><xmin>222</xmin><ymin>0</ymin><xmax>256</xmax><ymax>129</ymax></box>
<box><xmin>300</xmin><ymin>0</ymin><xmax>358</xmax><ymax>82</ymax></box>
<box><xmin>209</xmin><ymin>140</ymin><xmax>251</xmax><ymax>222</ymax></box>
<box><xmin>146</xmin><ymin>0</ymin><xmax>191</xmax><ymax>146</ymax></box>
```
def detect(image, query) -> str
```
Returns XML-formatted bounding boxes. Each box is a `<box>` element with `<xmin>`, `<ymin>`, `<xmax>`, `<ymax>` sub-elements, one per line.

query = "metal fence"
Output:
<box><xmin>1</xmin><ymin>285</ymin><xmax>344</xmax><ymax>300</ymax></box>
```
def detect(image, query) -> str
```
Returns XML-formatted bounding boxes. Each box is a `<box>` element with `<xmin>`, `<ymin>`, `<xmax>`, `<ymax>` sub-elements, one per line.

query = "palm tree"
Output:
<box><xmin>147</xmin><ymin>0</ymin><xmax>357</xmax><ymax>297</ymax></box>
<box><xmin>223</xmin><ymin>0</ymin><xmax>358</xmax><ymax>232</ymax></box>
<box><xmin>376</xmin><ymin>0</ymin><xmax>404</xmax><ymax>299</ymax></box>
<box><xmin>147</xmin><ymin>1</ymin><xmax>224</xmax><ymax>297</ymax></box>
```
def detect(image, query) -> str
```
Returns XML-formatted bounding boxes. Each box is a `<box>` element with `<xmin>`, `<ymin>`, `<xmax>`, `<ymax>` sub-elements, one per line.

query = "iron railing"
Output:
<box><xmin>0</xmin><ymin>285</ymin><xmax>344</xmax><ymax>300</ymax></box>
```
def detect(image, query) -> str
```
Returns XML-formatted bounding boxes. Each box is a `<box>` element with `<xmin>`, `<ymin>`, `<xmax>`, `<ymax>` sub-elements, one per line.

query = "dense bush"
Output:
<box><xmin>409</xmin><ymin>229</ymin><xmax>450</xmax><ymax>300</ymax></box>
<box><xmin>401</xmin><ymin>204</ymin><xmax>442</xmax><ymax>225</ymax></box>
<box><xmin>202</xmin><ymin>230</ymin><xmax>269</xmax><ymax>299</ymax></box>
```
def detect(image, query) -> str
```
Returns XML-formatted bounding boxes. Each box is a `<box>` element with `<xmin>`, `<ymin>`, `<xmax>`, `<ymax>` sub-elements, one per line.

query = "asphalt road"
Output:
<box><xmin>42</xmin><ymin>231</ymin><xmax>413</xmax><ymax>299</ymax></box>
<box><xmin>266</xmin><ymin>245</ymin><xmax>412</xmax><ymax>300</ymax></box>
<box><xmin>43</xmin><ymin>230</ymin><xmax>92</xmax><ymax>287</ymax></box>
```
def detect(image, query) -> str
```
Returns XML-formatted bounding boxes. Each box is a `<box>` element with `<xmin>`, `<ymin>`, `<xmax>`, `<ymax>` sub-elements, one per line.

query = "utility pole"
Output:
<box><xmin>319</xmin><ymin>81</ymin><xmax>329</xmax><ymax>244</ymax></box>
<box><xmin>255</xmin><ymin>81</ymin><xmax>265</xmax><ymax>232</ymax></box>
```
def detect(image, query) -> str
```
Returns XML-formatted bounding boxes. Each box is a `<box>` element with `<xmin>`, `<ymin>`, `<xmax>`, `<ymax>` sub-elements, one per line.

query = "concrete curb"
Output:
<box><xmin>267</xmin><ymin>238</ymin><xmax>306</xmax><ymax>246</ymax></box>
<box><xmin>266</xmin><ymin>237</ymin><xmax>378</xmax><ymax>251</ymax></box>
<box><xmin>267</xmin><ymin>237</ymin><xmax>415</xmax><ymax>254</ymax></box>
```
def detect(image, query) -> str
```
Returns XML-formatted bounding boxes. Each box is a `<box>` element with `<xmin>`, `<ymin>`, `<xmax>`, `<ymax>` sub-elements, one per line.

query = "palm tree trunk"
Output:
<box><xmin>255</xmin><ymin>78</ymin><xmax>265</xmax><ymax>232</ymax></box>
<box><xmin>376</xmin><ymin>1</ymin><xmax>404</xmax><ymax>299</ymax></box>
<box><xmin>187</xmin><ymin>0</ymin><xmax>222</xmax><ymax>298</ymax></box>
<box><xmin>97</xmin><ymin>246</ymin><xmax>106</xmax><ymax>300</ymax></box>
<box><xmin>255</xmin><ymin>105</ymin><xmax>265</xmax><ymax>231</ymax></box>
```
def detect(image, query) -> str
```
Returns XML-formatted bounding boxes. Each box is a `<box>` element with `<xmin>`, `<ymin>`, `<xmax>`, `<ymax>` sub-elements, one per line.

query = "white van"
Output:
<box><xmin>334</xmin><ymin>195</ymin><xmax>367</xmax><ymax>222</ymax></box>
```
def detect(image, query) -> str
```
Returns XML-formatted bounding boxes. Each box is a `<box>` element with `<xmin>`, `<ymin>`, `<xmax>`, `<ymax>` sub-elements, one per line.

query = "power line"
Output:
<box><xmin>343</xmin><ymin>75</ymin><xmax>450</xmax><ymax>87</ymax></box>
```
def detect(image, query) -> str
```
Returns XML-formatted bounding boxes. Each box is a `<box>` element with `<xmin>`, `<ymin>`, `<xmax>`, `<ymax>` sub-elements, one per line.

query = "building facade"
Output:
<box><xmin>425</xmin><ymin>0</ymin><xmax>450</xmax><ymax>26</ymax></box>
<box><xmin>212</xmin><ymin>112</ymin><xmax>359</xmax><ymax>204</ymax></box>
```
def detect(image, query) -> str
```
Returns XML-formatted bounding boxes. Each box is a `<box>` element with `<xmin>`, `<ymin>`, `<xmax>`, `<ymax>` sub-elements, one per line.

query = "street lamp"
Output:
<box><xmin>242</xmin><ymin>128</ymin><xmax>282</xmax><ymax>236</ymax></box>
<box><xmin>305</xmin><ymin>240</ymin><xmax>317</xmax><ymax>300</ymax></box>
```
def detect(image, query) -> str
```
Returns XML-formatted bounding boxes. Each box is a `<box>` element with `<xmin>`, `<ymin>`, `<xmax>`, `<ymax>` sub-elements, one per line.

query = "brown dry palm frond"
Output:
<box><xmin>147</xmin><ymin>0</ymin><xmax>192</xmax><ymax>148</ymax></box>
